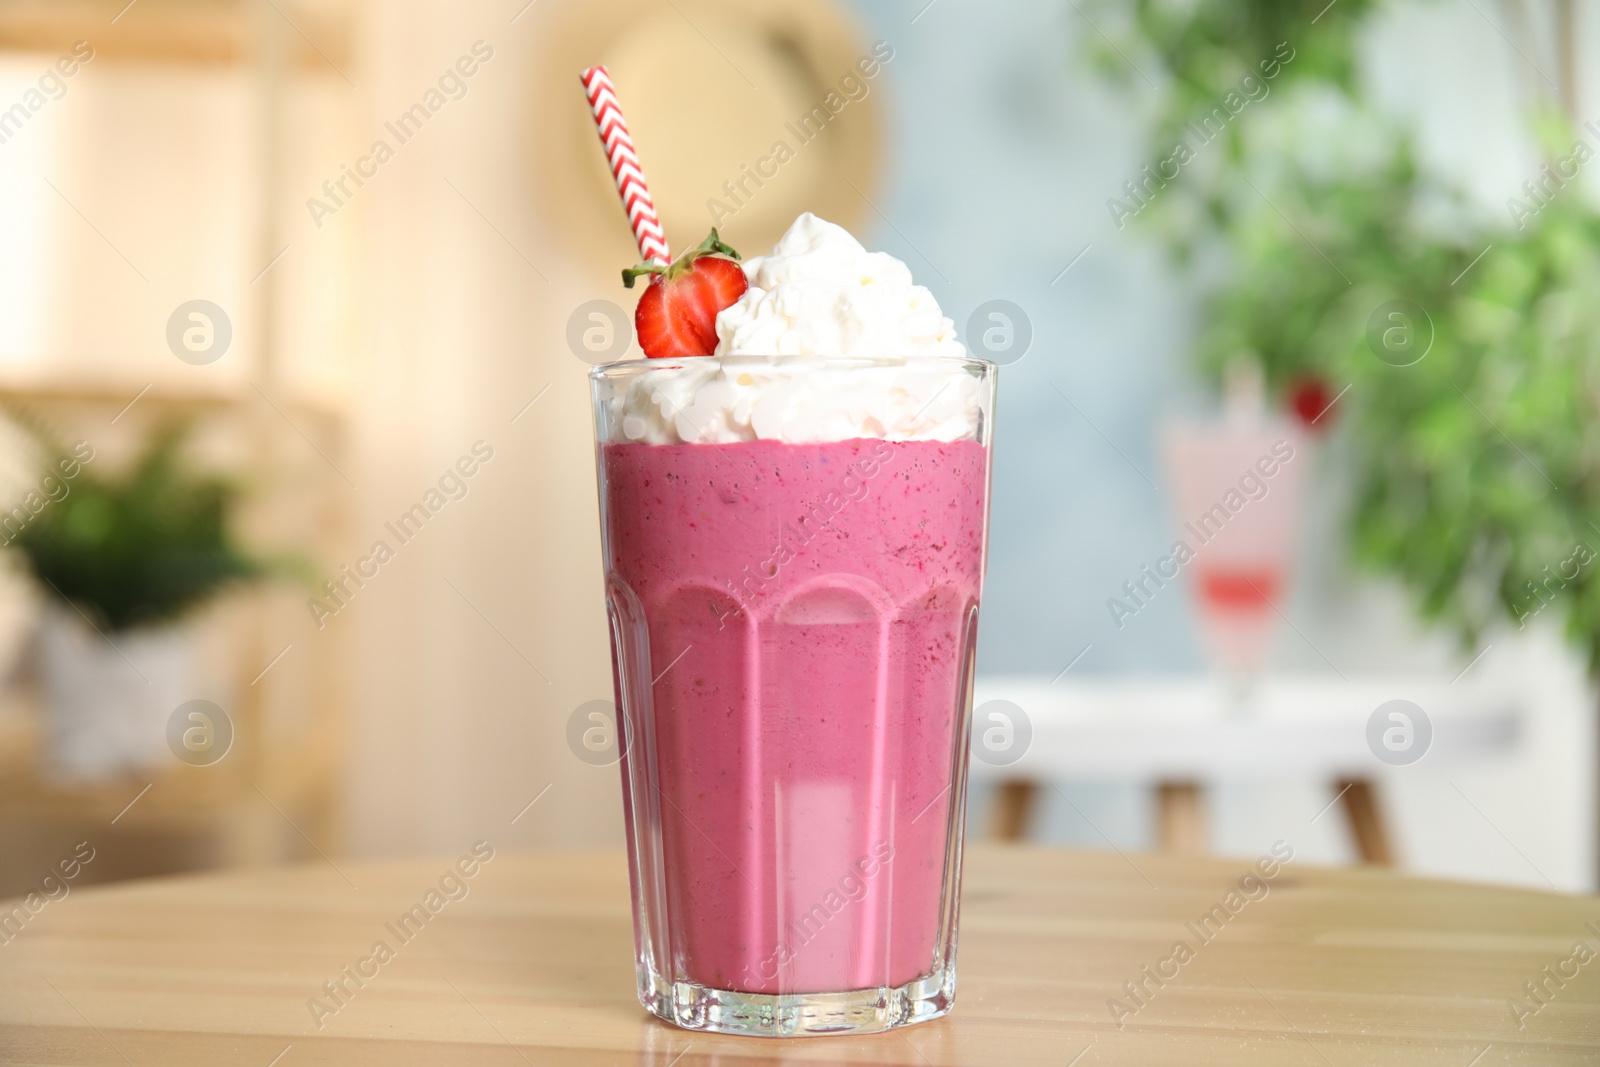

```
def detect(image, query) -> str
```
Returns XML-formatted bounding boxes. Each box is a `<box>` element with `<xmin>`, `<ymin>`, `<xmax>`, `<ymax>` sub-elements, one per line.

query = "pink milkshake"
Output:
<box><xmin>590</xmin><ymin>216</ymin><xmax>995</xmax><ymax>1036</ymax></box>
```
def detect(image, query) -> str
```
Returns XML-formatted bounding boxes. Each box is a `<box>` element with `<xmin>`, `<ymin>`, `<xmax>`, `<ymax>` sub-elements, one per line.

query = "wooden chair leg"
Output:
<box><xmin>992</xmin><ymin>780</ymin><xmax>1039</xmax><ymax>841</ymax></box>
<box><xmin>1336</xmin><ymin>777</ymin><xmax>1394</xmax><ymax>866</ymax></box>
<box><xmin>1156</xmin><ymin>780</ymin><xmax>1207</xmax><ymax>855</ymax></box>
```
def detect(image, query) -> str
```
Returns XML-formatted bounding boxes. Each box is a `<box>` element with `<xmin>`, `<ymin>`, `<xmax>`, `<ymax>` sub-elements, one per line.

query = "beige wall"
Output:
<box><xmin>335</xmin><ymin>0</ymin><xmax>880</xmax><ymax>857</ymax></box>
<box><xmin>341</xmin><ymin>0</ymin><xmax>620</xmax><ymax>857</ymax></box>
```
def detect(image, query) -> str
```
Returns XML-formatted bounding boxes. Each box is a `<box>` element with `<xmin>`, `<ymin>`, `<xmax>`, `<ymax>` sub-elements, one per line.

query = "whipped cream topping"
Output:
<box><xmin>604</xmin><ymin>215</ymin><xmax>983</xmax><ymax>445</ymax></box>
<box><xmin>611</xmin><ymin>356</ymin><xmax>984</xmax><ymax>445</ymax></box>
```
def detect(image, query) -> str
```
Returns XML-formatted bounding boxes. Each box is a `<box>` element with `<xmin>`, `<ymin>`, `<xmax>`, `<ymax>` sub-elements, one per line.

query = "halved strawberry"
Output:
<box><xmin>624</xmin><ymin>229</ymin><xmax>747</xmax><ymax>358</ymax></box>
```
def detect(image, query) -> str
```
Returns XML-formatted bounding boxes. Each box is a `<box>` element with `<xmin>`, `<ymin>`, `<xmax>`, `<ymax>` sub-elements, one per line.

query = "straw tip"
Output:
<box><xmin>580</xmin><ymin>65</ymin><xmax>609</xmax><ymax>83</ymax></box>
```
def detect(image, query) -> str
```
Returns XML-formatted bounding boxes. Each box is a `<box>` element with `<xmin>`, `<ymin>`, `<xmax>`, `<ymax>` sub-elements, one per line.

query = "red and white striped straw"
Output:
<box><xmin>580</xmin><ymin>66</ymin><xmax>671</xmax><ymax>266</ymax></box>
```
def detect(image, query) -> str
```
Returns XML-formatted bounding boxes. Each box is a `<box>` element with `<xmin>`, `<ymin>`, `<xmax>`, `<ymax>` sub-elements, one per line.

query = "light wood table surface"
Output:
<box><xmin>2</xmin><ymin>846</ymin><xmax>1597</xmax><ymax>1065</ymax></box>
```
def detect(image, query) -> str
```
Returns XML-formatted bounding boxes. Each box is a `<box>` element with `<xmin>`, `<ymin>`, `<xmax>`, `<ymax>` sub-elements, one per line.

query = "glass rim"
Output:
<box><xmin>588</xmin><ymin>353</ymin><xmax>996</xmax><ymax>382</ymax></box>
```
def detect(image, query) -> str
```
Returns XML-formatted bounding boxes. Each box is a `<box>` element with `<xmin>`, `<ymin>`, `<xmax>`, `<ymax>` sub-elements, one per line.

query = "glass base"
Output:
<box><xmin>638</xmin><ymin>962</ymin><xmax>956</xmax><ymax>1037</ymax></box>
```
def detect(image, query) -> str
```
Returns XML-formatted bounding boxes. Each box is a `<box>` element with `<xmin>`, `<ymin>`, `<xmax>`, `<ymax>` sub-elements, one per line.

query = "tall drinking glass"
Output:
<box><xmin>1161</xmin><ymin>413</ymin><xmax>1306</xmax><ymax>680</ymax></box>
<box><xmin>589</xmin><ymin>354</ymin><xmax>996</xmax><ymax>1037</ymax></box>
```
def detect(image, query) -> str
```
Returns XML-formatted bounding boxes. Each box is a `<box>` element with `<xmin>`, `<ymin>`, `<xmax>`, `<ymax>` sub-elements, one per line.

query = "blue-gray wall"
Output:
<box><xmin>850</xmin><ymin>1</ymin><xmax>1202</xmax><ymax>677</ymax></box>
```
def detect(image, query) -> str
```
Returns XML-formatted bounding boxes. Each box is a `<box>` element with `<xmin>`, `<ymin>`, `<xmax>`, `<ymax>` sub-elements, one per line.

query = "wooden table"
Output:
<box><xmin>2</xmin><ymin>847</ymin><xmax>1597</xmax><ymax>1064</ymax></box>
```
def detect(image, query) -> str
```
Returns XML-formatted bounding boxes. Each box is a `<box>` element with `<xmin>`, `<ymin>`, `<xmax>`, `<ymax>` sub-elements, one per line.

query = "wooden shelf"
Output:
<box><xmin>0</xmin><ymin>0</ymin><xmax>354</xmax><ymax>888</ymax></box>
<box><xmin>0</xmin><ymin>0</ymin><xmax>352</xmax><ymax>70</ymax></box>
<box><xmin>0</xmin><ymin>687</ymin><xmax>337</xmax><ymax>826</ymax></box>
<box><xmin>0</xmin><ymin>379</ymin><xmax>344</xmax><ymax>424</ymax></box>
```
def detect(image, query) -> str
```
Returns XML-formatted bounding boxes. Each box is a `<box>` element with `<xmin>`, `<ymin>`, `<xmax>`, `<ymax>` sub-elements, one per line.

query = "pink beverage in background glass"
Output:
<box><xmin>1196</xmin><ymin>564</ymin><xmax>1283</xmax><ymax>620</ymax></box>
<box><xmin>592</xmin><ymin>355</ymin><xmax>995</xmax><ymax>1036</ymax></box>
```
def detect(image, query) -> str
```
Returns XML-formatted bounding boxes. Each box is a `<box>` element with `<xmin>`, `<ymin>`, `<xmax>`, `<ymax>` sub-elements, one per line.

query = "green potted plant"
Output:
<box><xmin>5</xmin><ymin>420</ymin><xmax>270</xmax><ymax>782</ymax></box>
<box><xmin>1088</xmin><ymin>0</ymin><xmax>1600</xmax><ymax>651</ymax></box>
<box><xmin>1089</xmin><ymin>0</ymin><xmax>1600</xmax><ymax>871</ymax></box>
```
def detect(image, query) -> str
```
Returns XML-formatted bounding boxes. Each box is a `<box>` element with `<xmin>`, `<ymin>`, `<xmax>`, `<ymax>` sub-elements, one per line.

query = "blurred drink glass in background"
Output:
<box><xmin>1162</xmin><ymin>373</ymin><xmax>1306</xmax><ymax>691</ymax></box>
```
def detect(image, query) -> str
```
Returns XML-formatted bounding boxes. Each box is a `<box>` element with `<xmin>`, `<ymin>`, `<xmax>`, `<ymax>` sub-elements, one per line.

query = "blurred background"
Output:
<box><xmin>0</xmin><ymin>0</ymin><xmax>1595</xmax><ymax>898</ymax></box>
